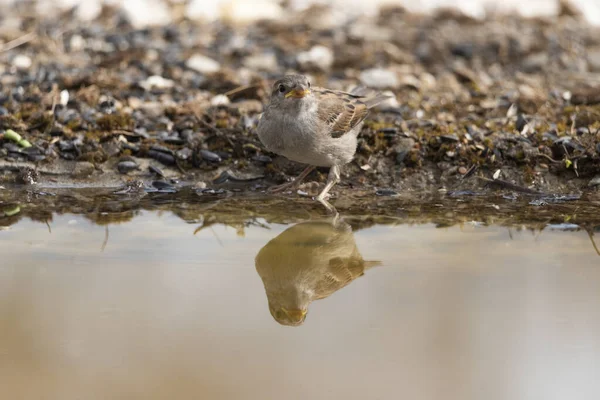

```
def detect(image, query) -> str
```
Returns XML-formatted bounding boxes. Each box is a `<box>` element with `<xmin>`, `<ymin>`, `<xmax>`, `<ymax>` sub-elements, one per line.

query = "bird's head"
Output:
<box><xmin>268</xmin><ymin>300</ymin><xmax>309</xmax><ymax>326</ymax></box>
<box><xmin>268</xmin><ymin>75</ymin><xmax>312</xmax><ymax>109</ymax></box>
<box><xmin>265</xmin><ymin>287</ymin><xmax>311</xmax><ymax>326</ymax></box>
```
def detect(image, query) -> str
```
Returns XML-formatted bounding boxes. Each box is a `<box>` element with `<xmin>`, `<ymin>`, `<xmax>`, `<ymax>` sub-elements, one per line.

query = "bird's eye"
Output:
<box><xmin>278</xmin><ymin>84</ymin><xmax>286</xmax><ymax>93</ymax></box>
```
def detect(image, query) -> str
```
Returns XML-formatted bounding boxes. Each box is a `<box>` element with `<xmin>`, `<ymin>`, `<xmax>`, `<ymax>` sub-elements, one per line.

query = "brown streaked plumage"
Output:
<box><xmin>255</xmin><ymin>217</ymin><xmax>382</xmax><ymax>326</ymax></box>
<box><xmin>257</xmin><ymin>74</ymin><xmax>391</xmax><ymax>202</ymax></box>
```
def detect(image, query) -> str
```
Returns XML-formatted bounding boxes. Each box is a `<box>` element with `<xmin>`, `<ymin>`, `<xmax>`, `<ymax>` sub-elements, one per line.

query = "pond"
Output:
<box><xmin>1</xmin><ymin>189</ymin><xmax>600</xmax><ymax>399</ymax></box>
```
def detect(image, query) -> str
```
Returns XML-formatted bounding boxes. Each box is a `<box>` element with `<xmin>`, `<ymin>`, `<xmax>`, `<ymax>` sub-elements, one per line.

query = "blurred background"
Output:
<box><xmin>1</xmin><ymin>0</ymin><xmax>600</xmax><ymax>26</ymax></box>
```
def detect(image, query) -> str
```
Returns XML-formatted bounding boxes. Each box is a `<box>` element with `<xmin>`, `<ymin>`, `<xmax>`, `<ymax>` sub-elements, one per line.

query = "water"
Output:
<box><xmin>1</xmin><ymin>192</ymin><xmax>600</xmax><ymax>400</ymax></box>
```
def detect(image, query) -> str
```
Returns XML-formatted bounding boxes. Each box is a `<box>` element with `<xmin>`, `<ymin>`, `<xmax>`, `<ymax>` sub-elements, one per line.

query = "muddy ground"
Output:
<box><xmin>1</xmin><ymin>2</ymin><xmax>600</xmax><ymax>199</ymax></box>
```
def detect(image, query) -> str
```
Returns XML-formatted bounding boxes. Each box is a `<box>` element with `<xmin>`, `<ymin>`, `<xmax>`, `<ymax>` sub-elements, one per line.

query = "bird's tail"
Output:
<box><xmin>364</xmin><ymin>260</ymin><xmax>383</xmax><ymax>270</ymax></box>
<box><xmin>364</xmin><ymin>94</ymin><xmax>394</xmax><ymax>109</ymax></box>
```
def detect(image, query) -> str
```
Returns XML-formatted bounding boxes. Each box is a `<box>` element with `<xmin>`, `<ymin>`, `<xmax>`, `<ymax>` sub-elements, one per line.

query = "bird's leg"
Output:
<box><xmin>267</xmin><ymin>165</ymin><xmax>316</xmax><ymax>193</ymax></box>
<box><xmin>318</xmin><ymin>197</ymin><xmax>339</xmax><ymax>217</ymax></box>
<box><xmin>316</xmin><ymin>165</ymin><xmax>340</xmax><ymax>201</ymax></box>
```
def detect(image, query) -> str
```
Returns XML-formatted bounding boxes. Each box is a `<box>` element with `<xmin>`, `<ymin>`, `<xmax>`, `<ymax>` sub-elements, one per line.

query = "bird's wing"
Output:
<box><xmin>313</xmin><ymin>88</ymin><xmax>370</xmax><ymax>138</ymax></box>
<box><xmin>313</xmin><ymin>256</ymin><xmax>365</xmax><ymax>299</ymax></box>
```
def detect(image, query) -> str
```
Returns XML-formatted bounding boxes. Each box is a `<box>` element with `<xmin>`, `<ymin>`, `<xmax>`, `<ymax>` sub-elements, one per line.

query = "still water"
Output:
<box><xmin>1</xmin><ymin>207</ymin><xmax>600</xmax><ymax>400</ymax></box>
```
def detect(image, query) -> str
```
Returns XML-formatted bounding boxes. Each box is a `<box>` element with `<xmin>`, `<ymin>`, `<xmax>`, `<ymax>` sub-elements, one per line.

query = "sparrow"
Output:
<box><xmin>257</xmin><ymin>74</ymin><xmax>391</xmax><ymax>201</ymax></box>
<box><xmin>255</xmin><ymin>217</ymin><xmax>382</xmax><ymax>326</ymax></box>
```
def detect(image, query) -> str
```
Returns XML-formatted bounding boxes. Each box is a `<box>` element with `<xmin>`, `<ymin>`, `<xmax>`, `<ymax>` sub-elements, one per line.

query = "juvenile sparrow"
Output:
<box><xmin>257</xmin><ymin>75</ymin><xmax>391</xmax><ymax>201</ymax></box>
<box><xmin>255</xmin><ymin>217</ymin><xmax>382</xmax><ymax>326</ymax></box>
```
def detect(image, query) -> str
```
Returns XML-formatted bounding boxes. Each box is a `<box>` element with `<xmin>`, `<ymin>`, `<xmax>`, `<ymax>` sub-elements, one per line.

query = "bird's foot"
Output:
<box><xmin>317</xmin><ymin>197</ymin><xmax>338</xmax><ymax>217</ymax></box>
<box><xmin>315</xmin><ymin>192</ymin><xmax>331</xmax><ymax>201</ymax></box>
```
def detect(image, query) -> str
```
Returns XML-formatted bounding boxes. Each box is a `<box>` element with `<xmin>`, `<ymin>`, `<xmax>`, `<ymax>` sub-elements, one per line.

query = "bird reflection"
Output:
<box><xmin>255</xmin><ymin>217</ymin><xmax>382</xmax><ymax>326</ymax></box>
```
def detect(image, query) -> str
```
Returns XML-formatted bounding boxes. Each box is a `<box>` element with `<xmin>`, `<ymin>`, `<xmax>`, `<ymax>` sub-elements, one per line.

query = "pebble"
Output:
<box><xmin>12</xmin><ymin>55</ymin><xmax>32</xmax><ymax>70</ymax></box>
<box><xmin>59</xmin><ymin>90</ymin><xmax>69</xmax><ymax>106</ymax></box>
<box><xmin>375</xmin><ymin>189</ymin><xmax>399</xmax><ymax>196</ymax></box>
<box><xmin>147</xmin><ymin>149</ymin><xmax>176</xmax><ymax>166</ymax></box>
<box><xmin>243</xmin><ymin>52</ymin><xmax>279</xmax><ymax>72</ymax></box>
<box><xmin>589</xmin><ymin>176</ymin><xmax>600</xmax><ymax>187</ymax></box>
<box><xmin>458</xmin><ymin>166</ymin><xmax>468</xmax><ymax>174</ymax></box>
<box><xmin>186</xmin><ymin>54</ymin><xmax>220</xmax><ymax>74</ymax></box>
<box><xmin>151</xmin><ymin>180</ymin><xmax>177</xmax><ymax>193</ymax></box>
<box><xmin>149</xmin><ymin>165</ymin><xmax>165</xmax><ymax>177</ymax></box>
<box><xmin>200</xmin><ymin>149</ymin><xmax>222</xmax><ymax>163</ymax></box>
<box><xmin>522</xmin><ymin>52</ymin><xmax>548</xmax><ymax>73</ymax></box>
<box><xmin>210</xmin><ymin>94</ymin><xmax>230</xmax><ymax>106</ymax></box>
<box><xmin>588</xmin><ymin>48</ymin><xmax>600</xmax><ymax>72</ymax></box>
<box><xmin>297</xmin><ymin>45</ymin><xmax>334</xmax><ymax>71</ymax></box>
<box><xmin>117</xmin><ymin>160</ymin><xmax>139</xmax><ymax>174</ymax></box>
<box><xmin>252</xmin><ymin>155</ymin><xmax>273</xmax><ymax>164</ymax></box>
<box><xmin>359</xmin><ymin>68</ymin><xmax>399</xmax><ymax>89</ymax></box>
<box><xmin>176</xmin><ymin>147</ymin><xmax>192</xmax><ymax>160</ymax></box>
<box><xmin>139</xmin><ymin>75</ymin><xmax>175</xmax><ymax>90</ymax></box>
<box><xmin>440</xmin><ymin>134</ymin><xmax>459</xmax><ymax>143</ymax></box>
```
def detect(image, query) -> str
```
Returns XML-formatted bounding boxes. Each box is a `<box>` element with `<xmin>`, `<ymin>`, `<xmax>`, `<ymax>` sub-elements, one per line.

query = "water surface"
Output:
<box><xmin>1</xmin><ymin>193</ymin><xmax>600</xmax><ymax>400</ymax></box>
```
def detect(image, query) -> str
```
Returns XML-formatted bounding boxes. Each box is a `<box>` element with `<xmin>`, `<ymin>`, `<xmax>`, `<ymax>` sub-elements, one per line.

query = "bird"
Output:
<box><xmin>255</xmin><ymin>217</ymin><xmax>382</xmax><ymax>326</ymax></box>
<box><xmin>257</xmin><ymin>74</ymin><xmax>391</xmax><ymax>201</ymax></box>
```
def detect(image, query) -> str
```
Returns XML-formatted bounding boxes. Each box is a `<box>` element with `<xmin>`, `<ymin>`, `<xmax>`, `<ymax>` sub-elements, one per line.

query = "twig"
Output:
<box><xmin>0</xmin><ymin>31</ymin><xmax>37</xmax><ymax>53</ymax></box>
<box><xmin>44</xmin><ymin>91</ymin><xmax>58</xmax><ymax>135</ymax></box>
<box><xmin>209</xmin><ymin>226</ymin><xmax>224</xmax><ymax>247</ymax></box>
<box><xmin>223</xmin><ymin>84</ymin><xmax>259</xmax><ymax>97</ymax></box>
<box><xmin>537</xmin><ymin>153</ymin><xmax>562</xmax><ymax>164</ymax></box>
<box><xmin>193</xmin><ymin>111</ymin><xmax>218</xmax><ymax>134</ymax></box>
<box><xmin>587</xmin><ymin>229</ymin><xmax>600</xmax><ymax>257</ymax></box>
<box><xmin>101</xmin><ymin>226</ymin><xmax>109</xmax><ymax>252</ymax></box>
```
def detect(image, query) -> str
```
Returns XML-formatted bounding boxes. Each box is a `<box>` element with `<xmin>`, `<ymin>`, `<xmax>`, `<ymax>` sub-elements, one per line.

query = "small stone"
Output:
<box><xmin>440</xmin><ymin>134</ymin><xmax>459</xmax><ymax>143</ymax></box>
<box><xmin>200</xmin><ymin>149</ymin><xmax>221</xmax><ymax>163</ymax></box>
<box><xmin>359</xmin><ymin>68</ymin><xmax>399</xmax><ymax>89</ymax></box>
<box><xmin>243</xmin><ymin>52</ymin><xmax>279</xmax><ymax>72</ymax></box>
<box><xmin>398</xmin><ymin>74</ymin><xmax>421</xmax><ymax>91</ymax></box>
<box><xmin>186</xmin><ymin>54</ymin><xmax>220</xmax><ymax>74</ymax></box>
<box><xmin>211</xmin><ymin>94</ymin><xmax>230</xmax><ymax>106</ymax></box>
<box><xmin>506</xmin><ymin>103</ymin><xmax>518</xmax><ymax>118</ymax></box>
<box><xmin>176</xmin><ymin>147</ymin><xmax>192</xmax><ymax>160</ymax></box>
<box><xmin>252</xmin><ymin>155</ymin><xmax>272</xmax><ymax>164</ymax></box>
<box><xmin>516</xmin><ymin>114</ymin><xmax>527</xmax><ymax>132</ymax></box>
<box><xmin>139</xmin><ymin>75</ymin><xmax>175</xmax><ymax>90</ymax></box>
<box><xmin>522</xmin><ymin>52</ymin><xmax>548</xmax><ymax>73</ymax></box>
<box><xmin>588</xmin><ymin>48</ymin><xmax>600</xmax><ymax>72</ymax></box>
<box><xmin>59</xmin><ymin>90</ymin><xmax>69</xmax><ymax>106</ymax></box>
<box><xmin>117</xmin><ymin>160</ymin><xmax>139</xmax><ymax>174</ymax></box>
<box><xmin>147</xmin><ymin>150</ymin><xmax>176</xmax><ymax>166</ymax></box>
<box><xmin>375</xmin><ymin>189</ymin><xmax>399</xmax><ymax>196</ymax></box>
<box><xmin>152</xmin><ymin>181</ymin><xmax>177</xmax><ymax>193</ymax></box>
<box><xmin>149</xmin><ymin>165</ymin><xmax>165</xmax><ymax>177</ymax></box>
<box><xmin>458</xmin><ymin>166</ymin><xmax>467</xmax><ymax>175</ymax></box>
<box><xmin>12</xmin><ymin>55</ymin><xmax>32</xmax><ymax>70</ymax></box>
<box><xmin>72</xmin><ymin>162</ymin><xmax>94</xmax><ymax>178</ymax></box>
<box><xmin>297</xmin><ymin>45</ymin><xmax>334</xmax><ymax>71</ymax></box>
<box><xmin>588</xmin><ymin>176</ymin><xmax>600</xmax><ymax>187</ymax></box>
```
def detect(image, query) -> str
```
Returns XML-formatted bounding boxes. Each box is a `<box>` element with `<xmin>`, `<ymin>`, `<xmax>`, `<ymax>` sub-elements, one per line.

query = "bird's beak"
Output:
<box><xmin>285</xmin><ymin>87</ymin><xmax>311</xmax><ymax>99</ymax></box>
<box><xmin>282</xmin><ymin>308</ymin><xmax>307</xmax><ymax>321</ymax></box>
